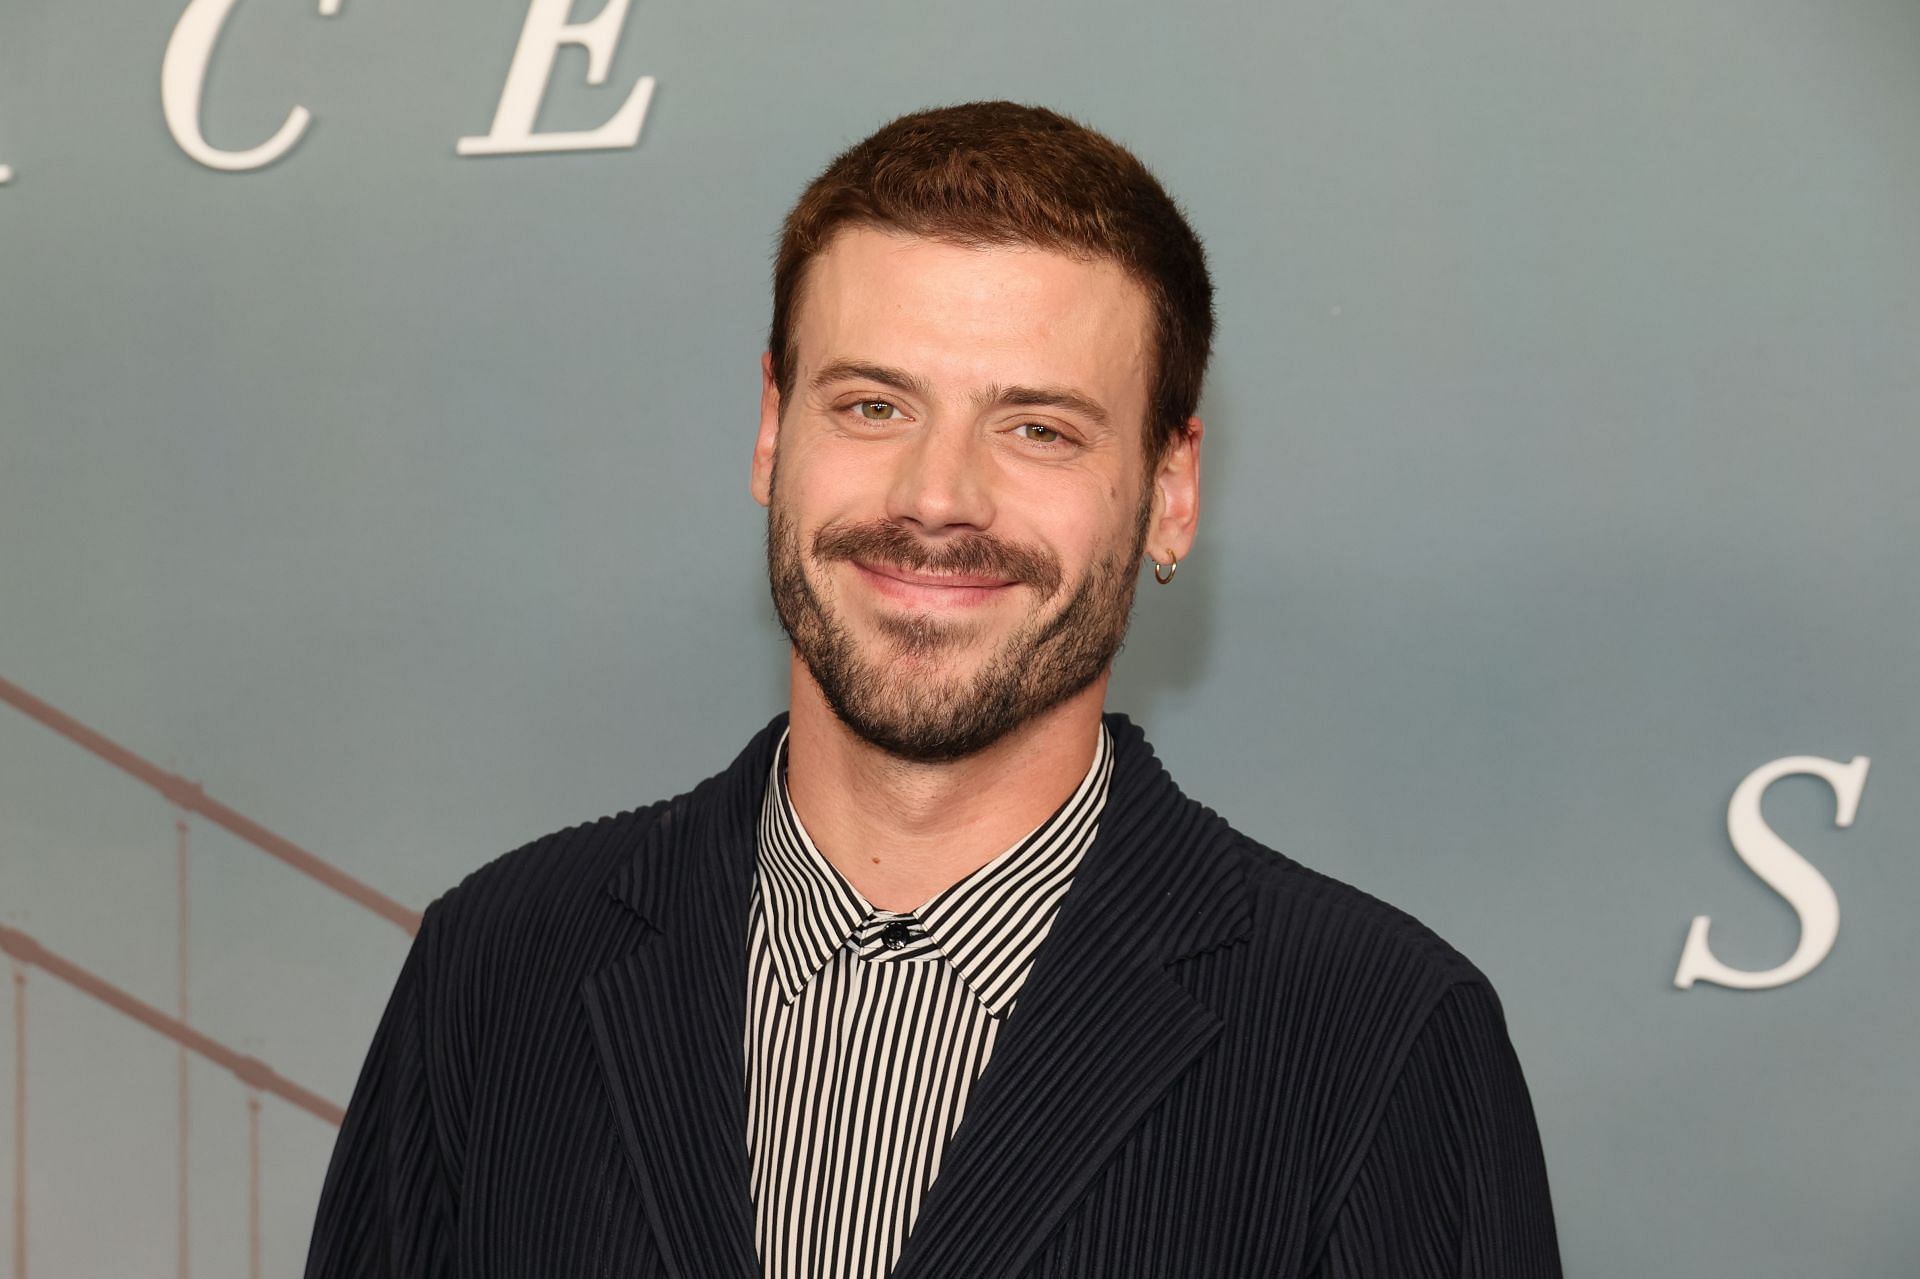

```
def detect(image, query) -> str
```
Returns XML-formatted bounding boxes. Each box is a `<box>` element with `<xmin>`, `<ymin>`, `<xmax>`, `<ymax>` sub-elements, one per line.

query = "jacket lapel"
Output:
<box><xmin>579</xmin><ymin>714</ymin><xmax>1252</xmax><ymax>1279</ymax></box>
<box><xmin>581</xmin><ymin>724</ymin><xmax>780</xmax><ymax>1279</ymax></box>
<box><xmin>891</xmin><ymin>715</ymin><xmax>1254</xmax><ymax>1279</ymax></box>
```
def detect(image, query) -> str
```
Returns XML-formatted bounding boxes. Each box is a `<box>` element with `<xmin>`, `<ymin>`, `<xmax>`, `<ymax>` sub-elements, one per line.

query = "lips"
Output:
<box><xmin>812</xmin><ymin>520</ymin><xmax>1063</xmax><ymax>599</ymax></box>
<box><xmin>852</xmin><ymin>560</ymin><xmax>1016</xmax><ymax>607</ymax></box>
<box><xmin>857</xmin><ymin>561</ymin><xmax>1016</xmax><ymax>590</ymax></box>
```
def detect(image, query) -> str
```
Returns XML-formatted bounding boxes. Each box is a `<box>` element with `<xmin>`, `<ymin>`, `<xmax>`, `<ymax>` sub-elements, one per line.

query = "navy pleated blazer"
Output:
<box><xmin>304</xmin><ymin>713</ymin><xmax>1562</xmax><ymax>1277</ymax></box>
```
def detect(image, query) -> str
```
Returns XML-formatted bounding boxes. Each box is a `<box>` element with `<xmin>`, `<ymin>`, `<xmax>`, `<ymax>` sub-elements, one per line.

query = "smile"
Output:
<box><xmin>851</xmin><ymin>561</ymin><xmax>1018</xmax><ymax>609</ymax></box>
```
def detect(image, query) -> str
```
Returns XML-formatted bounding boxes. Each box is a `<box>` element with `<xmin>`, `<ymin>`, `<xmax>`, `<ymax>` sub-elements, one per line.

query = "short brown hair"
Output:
<box><xmin>769</xmin><ymin>101</ymin><xmax>1214</xmax><ymax>459</ymax></box>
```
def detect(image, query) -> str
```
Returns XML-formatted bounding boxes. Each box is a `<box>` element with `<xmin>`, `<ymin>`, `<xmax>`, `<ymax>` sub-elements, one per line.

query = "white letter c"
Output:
<box><xmin>162</xmin><ymin>0</ymin><xmax>339</xmax><ymax>172</ymax></box>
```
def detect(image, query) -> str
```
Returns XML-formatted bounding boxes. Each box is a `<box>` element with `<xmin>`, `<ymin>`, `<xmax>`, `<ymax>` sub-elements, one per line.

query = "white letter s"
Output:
<box><xmin>1675</xmin><ymin>754</ymin><xmax>1869</xmax><ymax>991</ymax></box>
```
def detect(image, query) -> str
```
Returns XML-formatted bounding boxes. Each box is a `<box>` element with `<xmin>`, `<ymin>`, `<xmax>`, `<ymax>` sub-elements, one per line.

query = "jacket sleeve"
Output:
<box><xmin>303</xmin><ymin>904</ymin><xmax>458</xmax><ymax>1279</ymax></box>
<box><xmin>1318</xmin><ymin>980</ymin><xmax>1563</xmax><ymax>1278</ymax></box>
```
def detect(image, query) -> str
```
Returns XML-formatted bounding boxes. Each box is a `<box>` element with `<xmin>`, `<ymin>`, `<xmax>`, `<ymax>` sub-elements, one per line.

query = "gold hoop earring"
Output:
<box><xmin>1152</xmin><ymin>557</ymin><xmax>1178</xmax><ymax>585</ymax></box>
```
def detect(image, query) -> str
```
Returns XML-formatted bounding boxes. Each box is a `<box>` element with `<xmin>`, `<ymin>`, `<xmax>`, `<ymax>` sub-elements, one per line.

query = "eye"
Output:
<box><xmin>1014</xmin><ymin>422</ymin><xmax>1066</xmax><ymax>444</ymax></box>
<box><xmin>854</xmin><ymin>400</ymin><xmax>901</xmax><ymax>421</ymax></box>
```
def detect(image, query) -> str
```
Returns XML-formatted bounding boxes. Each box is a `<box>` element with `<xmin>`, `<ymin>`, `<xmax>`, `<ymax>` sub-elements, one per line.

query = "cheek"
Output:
<box><xmin>775</xmin><ymin>443</ymin><xmax>871</xmax><ymax>522</ymax></box>
<box><xmin>1039</xmin><ymin>492</ymin><xmax>1128</xmax><ymax>569</ymax></box>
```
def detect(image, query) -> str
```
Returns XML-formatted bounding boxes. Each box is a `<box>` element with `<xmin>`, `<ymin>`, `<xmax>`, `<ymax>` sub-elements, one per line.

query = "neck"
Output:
<box><xmin>782</xmin><ymin>654</ymin><xmax>1108</xmax><ymax>911</ymax></box>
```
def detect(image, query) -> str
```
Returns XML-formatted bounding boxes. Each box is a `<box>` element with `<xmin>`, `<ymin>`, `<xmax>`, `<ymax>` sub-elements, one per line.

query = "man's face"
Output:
<box><xmin>752</xmin><ymin>227</ymin><xmax>1196</xmax><ymax>762</ymax></box>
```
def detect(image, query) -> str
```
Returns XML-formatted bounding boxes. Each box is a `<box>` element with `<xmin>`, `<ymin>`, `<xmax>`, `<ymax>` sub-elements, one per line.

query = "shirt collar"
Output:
<box><xmin>754</xmin><ymin>723</ymin><xmax>1115</xmax><ymax>1017</ymax></box>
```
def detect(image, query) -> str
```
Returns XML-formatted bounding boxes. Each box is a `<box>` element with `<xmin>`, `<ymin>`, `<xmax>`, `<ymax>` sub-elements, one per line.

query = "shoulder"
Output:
<box><xmin>1185</xmin><ymin>818</ymin><xmax>1495</xmax><ymax>1035</ymax></box>
<box><xmin>398</xmin><ymin>801</ymin><xmax>677</xmax><ymax>1013</ymax></box>
<box><xmin>1099</xmin><ymin>714</ymin><xmax>1491</xmax><ymax>1007</ymax></box>
<box><xmin>1247</xmin><ymin>831</ymin><xmax>1486</xmax><ymax>983</ymax></box>
<box><xmin>1177</xmin><ymin>823</ymin><xmax>1530</xmax><ymax>1159</ymax></box>
<box><xmin>421</xmin><ymin>798</ymin><xmax>673</xmax><ymax>936</ymax></box>
<box><xmin>417</xmin><ymin>714</ymin><xmax>785</xmax><ymax>944</ymax></box>
<box><xmin>409</xmin><ymin>716</ymin><xmax>785</xmax><ymax>978</ymax></box>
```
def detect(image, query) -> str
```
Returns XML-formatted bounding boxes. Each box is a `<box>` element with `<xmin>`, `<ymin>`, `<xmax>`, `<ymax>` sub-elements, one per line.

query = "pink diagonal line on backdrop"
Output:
<box><xmin>0</xmin><ymin>924</ymin><xmax>343</xmax><ymax>1126</ymax></box>
<box><xmin>0</xmin><ymin>675</ymin><xmax>420</xmax><ymax>936</ymax></box>
<box><xmin>11</xmin><ymin>963</ymin><xmax>25</xmax><ymax>1279</ymax></box>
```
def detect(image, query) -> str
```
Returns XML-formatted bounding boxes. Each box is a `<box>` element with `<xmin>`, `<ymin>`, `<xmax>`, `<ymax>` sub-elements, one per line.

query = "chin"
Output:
<box><xmin>857</xmin><ymin>607</ymin><xmax>991</xmax><ymax>657</ymax></box>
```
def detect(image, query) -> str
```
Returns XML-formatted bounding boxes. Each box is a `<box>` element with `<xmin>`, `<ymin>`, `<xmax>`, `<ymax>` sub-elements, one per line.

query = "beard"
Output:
<box><xmin>766</xmin><ymin>483</ymin><xmax>1152</xmax><ymax>763</ymax></box>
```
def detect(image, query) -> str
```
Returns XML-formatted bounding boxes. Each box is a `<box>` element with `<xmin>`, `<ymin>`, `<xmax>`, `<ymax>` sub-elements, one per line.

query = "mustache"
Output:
<box><xmin>811</xmin><ymin>520</ymin><xmax>1063</xmax><ymax>597</ymax></box>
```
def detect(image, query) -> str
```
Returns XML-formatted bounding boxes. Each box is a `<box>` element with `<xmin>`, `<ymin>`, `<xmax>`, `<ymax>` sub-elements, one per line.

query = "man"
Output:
<box><xmin>305</xmin><ymin>102</ymin><xmax>1561</xmax><ymax>1278</ymax></box>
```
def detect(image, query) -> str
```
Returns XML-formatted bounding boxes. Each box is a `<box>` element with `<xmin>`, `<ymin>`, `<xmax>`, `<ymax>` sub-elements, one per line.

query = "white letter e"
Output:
<box><xmin>457</xmin><ymin>0</ymin><xmax>654</xmax><ymax>157</ymax></box>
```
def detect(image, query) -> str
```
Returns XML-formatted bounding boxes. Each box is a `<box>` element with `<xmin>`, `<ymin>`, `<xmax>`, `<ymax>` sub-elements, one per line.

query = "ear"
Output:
<box><xmin>750</xmin><ymin>350</ymin><xmax>781</xmax><ymax>508</ymax></box>
<box><xmin>1146</xmin><ymin>415</ymin><xmax>1203</xmax><ymax>564</ymax></box>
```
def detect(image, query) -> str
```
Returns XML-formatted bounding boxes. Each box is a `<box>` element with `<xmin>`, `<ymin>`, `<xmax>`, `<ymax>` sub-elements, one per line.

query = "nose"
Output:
<box><xmin>885</xmin><ymin>420</ymin><xmax>995</xmax><ymax>535</ymax></box>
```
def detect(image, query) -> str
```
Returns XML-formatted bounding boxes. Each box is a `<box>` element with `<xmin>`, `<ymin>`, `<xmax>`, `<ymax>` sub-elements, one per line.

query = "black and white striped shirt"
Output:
<box><xmin>745</xmin><ymin>724</ymin><xmax>1115</xmax><ymax>1279</ymax></box>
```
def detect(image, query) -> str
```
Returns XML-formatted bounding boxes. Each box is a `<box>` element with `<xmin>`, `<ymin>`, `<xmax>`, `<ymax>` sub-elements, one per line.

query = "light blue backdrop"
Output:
<box><xmin>2</xmin><ymin>1</ymin><xmax>1916</xmax><ymax>1275</ymax></box>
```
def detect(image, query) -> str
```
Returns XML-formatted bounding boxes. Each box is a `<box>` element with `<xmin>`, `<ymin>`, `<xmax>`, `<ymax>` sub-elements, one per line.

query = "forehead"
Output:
<box><xmin>793</xmin><ymin>227</ymin><xmax>1153</xmax><ymax>427</ymax></box>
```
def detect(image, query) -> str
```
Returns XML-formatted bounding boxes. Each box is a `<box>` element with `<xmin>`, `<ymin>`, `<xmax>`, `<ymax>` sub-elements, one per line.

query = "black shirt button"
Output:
<box><xmin>880</xmin><ymin>921</ymin><xmax>917</xmax><ymax>950</ymax></box>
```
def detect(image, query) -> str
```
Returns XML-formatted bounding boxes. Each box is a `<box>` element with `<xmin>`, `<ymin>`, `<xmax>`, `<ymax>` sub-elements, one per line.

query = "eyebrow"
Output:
<box><xmin>809</xmin><ymin>359</ymin><xmax>1113</xmax><ymax>431</ymax></box>
<box><xmin>979</xmin><ymin>382</ymin><xmax>1112</xmax><ymax>431</ymax></box>
<box><xmin>810</xmin><ymin>360</ymin><xmax>933</xmax><ymax>400</ymax></box>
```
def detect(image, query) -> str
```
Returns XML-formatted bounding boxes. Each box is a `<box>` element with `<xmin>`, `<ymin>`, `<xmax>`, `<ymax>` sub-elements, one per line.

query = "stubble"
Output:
<box><xmin>765</xmin><ymin>483</ymin><xmax>1152</xmax><ymax>762</ymax></box>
